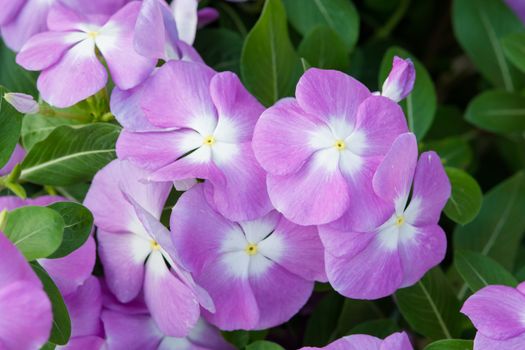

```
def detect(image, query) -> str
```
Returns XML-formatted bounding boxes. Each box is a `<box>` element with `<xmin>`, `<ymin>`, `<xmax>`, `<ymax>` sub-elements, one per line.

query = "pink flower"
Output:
<box><xmin>381</xmin><ymin>56</ymin><xmax>415</xmax><ymax>103</ymax></box>
<box><xmin>300</xmin><ymin>332</ymin><xmax>413</xmax><ymax>350</ymax></box>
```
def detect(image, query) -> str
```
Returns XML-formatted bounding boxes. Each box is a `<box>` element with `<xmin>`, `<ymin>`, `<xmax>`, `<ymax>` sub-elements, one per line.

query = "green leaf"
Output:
<box><xmin>22</xmin><ymin>114</ymin><xmax>83</xmax><ymax>151</ymax></box>
<box><xmin>502</xmin><ymin>32</ymin><xmax>525</xmax><ymax>74</ymax></box>
<box><xmin>246</xmin><ymin>341</ymin><xmax>285</xmax><ymax>350</ymax></box>
<box><xmin>422</xmin><ymin>137</ymin><xmax>473</xmax><ymax>169</ymax></box>
<box><xmin>455</xmin><ymin>250</ymin><xmax>518</xmax><ymax>293</ymax></box>
<box><xmin>222</xmin><ymin>331</ymin><xmax>250</xmax><ymax>349</ymax></box>
<box><xmin>304</xmin><ymin>293</ymin><xmax>344</xmax><ymax>346</ymax></box>
<box><xmin>395</xmin><ymin>268</ymin><xmax>463</xmax><ymax>340</ymax></box>
<box><xmin>283</xmin><ymin>0</ymin><xmax>359</xmax><ymax>50</ymax></box>
<box><xmin>40</xmin><ymin>342</ymin><xmax>56</xmax><ymax>350</ymax></box>
<box><xmin>452</xmin><ymin>0</ymin><xmax>525</xmax><ymax>91</ymax></box>
<box><xmin>0</xmin><ymin>87</ymin><xmax>24</xmax><ymax>168</ymax></box>
<box><xmin>454</xmin><ymin>172</ymin><xmax>525</xmax><ymax>269</ymax></box>
<box><xmin>31</xmin><ymin>262</ymin><xmax>71</xmax><ymax>345</ymax></box>
<box><xmin>241</xmin><ymin>0</ymin><xmax>301</xmax><ymax>106</ymax></box>
<box><xmin>444</xmin><ymin>167</ymin><xmax>483</xmax><ymax>225</ymax></box>
<box><xmin>0</xmin><ymin>40</ymin><xmax>38</xmax><ymax>96</ymax></box>
<box><xmin>47</xmin><ymin>202</ymin><xmax>93</xmax><ymax>259</ymax></box>
<box><xmin>346</xmin><ymin>319</ymin><xmax>400</xmax><ymax>338</ymax></box>
<box><xmin>20</xmin><ymin>123</ymin><xmax>120</xmax><ymax>186</ymax></box>
<box><xmin>335</xmin><ymin>298</ymin><xmax>384</xmax><ymax>338</ymax></box>
<box><xmin>379</xmin><ymin>47</ymin><xmax>437</xmax><ymax>140</ymax></box>
<box><xmin>298</xmin><ymin>26</ymin><xmax>349</xmax><ymax>71</ymax></box>
<box><xmin>4</xmin><ymin>206</ymin><xmax>64</xmax><ymax>260</ymax></box>
<box><xmin>465</xmin><ymin>90</ymin><xmax>525</xmax><ymax>133</ymax></box>
<box><xmin>423</xmin><ymin>339</ymin><xmax>473</xmax><ymax>350</ymax></box>
<box><xmin>194</xmin><ymin>28</ymin><xmax>244</xmax><ymax>74</ymax></box>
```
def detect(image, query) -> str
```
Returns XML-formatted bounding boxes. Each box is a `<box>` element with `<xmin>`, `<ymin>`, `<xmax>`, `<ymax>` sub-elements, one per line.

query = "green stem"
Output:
<box><xmin>373</xmin><ymin>0</ymin><xmax>411</xmax><ymax>40</ymax></box>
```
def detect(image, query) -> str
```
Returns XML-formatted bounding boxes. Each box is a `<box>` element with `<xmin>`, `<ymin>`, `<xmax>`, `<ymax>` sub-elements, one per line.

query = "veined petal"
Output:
<box><xmin>37</xmin><ymin>38</ymin><xmax>107</xmax><ymax>108</ymax></box>
<box><xmin>134</xmin><ymin>0</ymin><xmax>173</xmax><ymax>59</ymax></box>
<box><xmin>102</xmin><ymin>311</ymin><xmax>163</xmax><ymax>350</ymax></box>
<box><xmin>239</xmin><ymin>211</ymin><xmax>281</xmax><ymax>244</ymax></box>
<box><xmin>0</xmin><ymin>0</ymin><xmax>23</xmax><ymax>25</ymax></box>
<box><xmin>46</xmin><ymin>3</ymin><xmax>90</xmax><ymax>31</ymax></box>
<box><xmin>63</xmin><ymin>276</ymin><xmax>102</xmax><ymax>338</ymax></box>
<box><xmin>97</xmin><ymin>2</ymin><xmax>156</xmax><ymax>90</ymax></box>
<box><xmin>474</xmin><ymin>332</ymin><xmax>525</xmax><ymax>350</ymax></box>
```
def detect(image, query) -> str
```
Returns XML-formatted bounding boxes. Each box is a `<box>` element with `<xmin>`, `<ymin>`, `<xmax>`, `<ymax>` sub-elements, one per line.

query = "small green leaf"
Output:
<box><xmin>222</xmin><ymin>330</ymin><xmax>250</xmax><ymax>349</ymax></box>
<box><xmin>0</xmin><ymin>87</ymin><xmax>24</xmax><ymax>169</ymax></box>
<box><xmin>502</xmin><ymin>32</ymin><xmax>525</xmax><ymax>74</ymax></box>
<box><xmin>194</xmin><ymin>28</ymin><xmax>244</xmax><ymax>74</ymax></box>
<box><xmin>246</xmin><ymin>340</ymin><xmax>285</xmax><ymax>350</ymax></box>
<box><xmin>465</xmin><ymin>90</ymin><xmax>525</xmax><ymax>133</ymax></box>
<box><xmin>22</xmin><ymin>114</ymin><xmax>83</xmax><ymax>151</ymax></box>
<box><xmin>455</xmin><ymin>250</ymin><xmax>518</xmax><ymax>293</ymax></box>
<box><xmin>346</xmin><ymin>319</ymin><xmax>400</xmax><ymax>338</ymax></box>
<box><xmin>395</xmin><ymin>268</ymin><xmax>463</xmax><ymax>340</ymax></box>
<box><xmin>283</xmin><ymin>0</ymin><xmax>359</xmax><ymax>50</ymax></box>
<box><xmin>304</xmin><ymin>293</ymin><xmax>344</xmax><ymax>346</ymax></box>
<box><xmin>444</xmin><ymin>167</ymin><xmax>483</xmax><ymax>225</ymax></box>
<box><xmin>379</xmin><ymin>47</ymin><xmax>437</xmax><ymax>140</ymax></box>
<box><xmin>423</xmin><ymin>339</ymin><xmax>473</xmax><ymax>350</ymax></box>
<box><xmin>31</xmin><ymin>262</ymin><xmax>71</xmax><ymax>345</ymax></box>
<box><xmin>4</xmin><ymin>206</ymin><xmax>64</xmax><ymax>260</ymax></box>
<box><xmin>452</xmin><ymin>0</ymin><xmax>525</xmax><ymax>91</ymax></box>
<box><xmin>0</xmin><ymin>40</ymin><xmax>38</xmax><ymax>96</ymax></box>
<box><xmin>298</xmin><ymin>26</ymin><xmax>349</xmax><ymax>71</ymax></box>
<box><xmin>454</xmin><ymin>171</ymin><xmax>525</xmax><ymax>269</ymax></box>
<box><xmin>241</xmin><ymin>0</ymin><xmax>301</xmax><ymax>106</ymax></box>
<box><xmin>47</xmin><ymin>202</ymin><xmax>93</xmax><ymax>259</ymax></box>
<box><xmin>422</xmin><ymin>137</ymin><xmax>473</xmax><ymax>169</ymax></box>
<box><xmin>20</xmin><ymin>123</ymin><xmax>120</xmax><ymax>186</ymax></box>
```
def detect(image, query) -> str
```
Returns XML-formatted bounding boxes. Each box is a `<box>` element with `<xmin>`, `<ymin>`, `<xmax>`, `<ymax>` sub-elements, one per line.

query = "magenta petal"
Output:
<box><xmin>46</xmin><ymin>3</ymin><xmax>89</xmax><ymax>31</ymax></box>
<box><xmin>16</xmin><ymin>31</ymin><xmax>82</xmax><ymax>71</ymax></box>
<box><xmin>144</xmin><ymin>251</ymin><xmax>200</xmax><ymax>337</ymax></box>
<box><xmin>97</xmin><ymin>2</ymin><xmax>156</xmax><ymax>90</ymax></box>
<box><xmin>3</xmin><ymin>93</ymin><xmax>39</xmax><ymax>114</ymax></box>
<box><xmin>134</xmin><ymin>0</ymin><xmax>172</xmax><ymax>59</ymax></box>
<box><xmin>39</xmin><ymin>235</ymin><xmax>96</xmax><ymax>295</ymax></box>
<box><xmin>0</xmin><ymin>0</ymin><xmax>23</xmax><ymax>25</ymax></box>
<box><xmin>97</xmin><ymin>230</ymin><xmax>150</xmax><ymax>303</ymax></box>
<box><xmin>0</xmin><ymin>281</ymin><xmax>52</xmax><ymax>350</ymax></box>
<box><xmin>197</xmin><ymin>8</ymin><xmax>219</xmax><ymax>28</ymax></box>
<box><xmin>372</xmin><ymin>133</ymin><xmax>417</xmax><ymax>207</ymax></box>
<box><xmin>102</xmin><ymin>310</ymin><xmax>163</xmax><ymax>350</ymax></box>
<box><xmin>59</xmin><ymin>336</ymin><xmax>105</xmax><ymax>350</ymax></box>
<box><xmin>0</xmin><ymin>232</ymin><xmax>40</xmax><ymax>288</ymax></box>
<box><xmin>301</xmin><ymin>334</ymin><xmax>382</xmax><ymax>350</ymax></box>
<box><xmin>37</xmin><ymin>39</ymin><xmax>107</xmax><ymax>108</ymax></box>
<box><xmin>267</xmin><ymin>151</ymin><xmax>350</xmax><ymax>225</ymax></box>
<box><xmin>474</xmin><ymin>332</ymin><xmax>525</xmax><ymax>350</ymax></box>
<box><xmin>253</xmin><ymin>98</ymin><xmax>329</xmax><ymax>176</ymax></box>
<box><xmin>210</xmin><ymin>72</ymin><xmax>264</xmax><ymax>143</ymax></box>
<box><xmin>380</xmin><ymin>332</ymin><xmax>414</xmax><ymax>350</ymax></box>
<box><xmin>398</xmin><ymin>225</ymin><xmax>446</xmax><ymax>288</ymax></box>
<box><xmin>295</xmin><ymin>68</ymin><xmax>370</xmax><ymax>126</ymax></box>
<box><xmin>381</xmin><ymin>56</ymin><xmax>416</xmax><ymax>103</ymax></box>
<box><xmin>0</xmin><ymin>144</ymin><xmax>25</xmax><ymax>176</ymax></box>
<box><xmin>325</xmin><ymin>234</ymin><xmax>403</xmax><ymax>299</ymax></box>
<box><xmin>63</xmin><ymin>276</ymin><xmax>102</xmax><ymax>338</ymax></box>
<box><xmin>461</xmin><ymin>285</ymin><xmax>525</xmax><ymax>340</ymax></box>
<box><xmin>141</xmin><ymin>61</ymin><xmax>217</xmax><ymax>130</ymax></box>
<box><xmin>405</xmin><ymin>151</ymin><xmax>451</xmax><ymax>226</ymax></box>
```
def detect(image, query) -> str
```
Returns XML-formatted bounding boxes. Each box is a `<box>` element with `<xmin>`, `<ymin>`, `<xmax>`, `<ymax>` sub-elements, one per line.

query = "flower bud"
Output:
<box><xmin>381</xmin><ymin>56</ymin><xmax>415</xmax><ymax>102</ymax></box>
<box><xmin>3</xmin><ymin>92</ymin><xmax>39</xmax><ymax>114</ymax></box>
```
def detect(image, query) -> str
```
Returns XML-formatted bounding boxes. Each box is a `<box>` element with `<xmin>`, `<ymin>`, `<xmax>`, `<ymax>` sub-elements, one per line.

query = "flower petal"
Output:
<box><xmin>380</xmin><ymin>332</ymin><xmax>414</xmax><ymax>350</ymax></box>
<box><xmin>0</xmin><ymin>232</ymin><xmax>41</xmax><ymax>288</ymax></box>
<box><xmin>474</xmin><ymin>332</ymin><xmax>525</xmax><ymax>350</ymax></box>
<box><xmin>172</xmin><ymin>0</ymin><xmax>198</xmax><ymax>45</ymax></box>
<box><xmin>102</xmin><ymin>311</ymin><xmax>163</xmax><ymax>350</ymax></box>
<box><xmin>63</xmin><ymin>276</ymin><xmax>102</xmax><ymax>338</ymax></box>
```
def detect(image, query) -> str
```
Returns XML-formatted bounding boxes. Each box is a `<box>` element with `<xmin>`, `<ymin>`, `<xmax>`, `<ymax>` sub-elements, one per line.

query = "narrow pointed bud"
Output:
<box><xmin>381</xmin><ymin>56</ymin><xmax>416</xmax><ymax>102</ymax></box>
<box><xmin>3</xmin><ymin>93</ymin><xmax>39</xmax><ymax>114</ymax></box>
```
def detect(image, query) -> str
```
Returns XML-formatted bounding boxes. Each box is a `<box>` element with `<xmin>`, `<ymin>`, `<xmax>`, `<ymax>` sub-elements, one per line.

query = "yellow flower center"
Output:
<box><xmin>245</xmin><ymin>243</ymin><xmax>258</xmax><ymax>256</ymax></box>
<box><xmin>395</xmin><ymin>215</ymin><xmax>405</xmax><ymax>227</ymax></box>
<box><xmin>150</xmin><ymin>240</ymin><xmax>161</xmax><ymax>251</ymax></box>
<box><xmin>87</xmin><ymin>31</ymin><xmax>98</xmax><ymax>39</ymax></box>
<box><xmin>334</xmin><ymin>139</ymin><xmax>345</xmax><ymax>150</ymax></box>
<box><xmin>203</xmin><ymin>135</ymin><xmax>215</xmax><ymax>146</ymax></box>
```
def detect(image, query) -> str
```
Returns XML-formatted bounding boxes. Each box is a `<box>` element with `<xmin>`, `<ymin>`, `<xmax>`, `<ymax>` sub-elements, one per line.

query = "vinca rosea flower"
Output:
<box><xmin>84</xmin><ymin>159</ymin><xmax>214</xmax><ymax>337</ymax></box>
<box><xmin>299</xmin><ymin>332</ymin><xmax>413</xmax><ymax>350</ymax></box>
<box><xmin>461</xmin><ymin>282</ymin><xmax>525</xmax><ymax>349</ymax></box>
<box><xmin>319</xmin><ymin>133</ymin><xmax>450</xmax><ymax>299</ymax></box>
<box><xmin>0</xmin><ymin>231</ymin><xmax>52</xmax><ymax>349</ymax></box>
<box><xmin>171</xmin><ymin>184</ymin><xmax>326</xmax><ymax>330</ymax></box>
<box><xmin>381</xmin><ymin>56</ymin><xmax>415</xmax><ymax>103</ymax></box>
<box><xmin>3</xmin><ymin>92</ymin><xmax>39</xmax><ymax>114</ymax></box>
<box><xmin>0</xmin><ymin>195</ymin><xmax>96</xmax><ymax>295</ymax></box>
<box><xmin>0</xmin><ymin>144</ymin><xmax>25</xmax><ymax>176</ymax></box>
<box><xmin>117</xmin><ymin>61</ymin><xmax>272</xmax><ymax>221</ymax></box>
<box><xmin>16</xmin><ymin>1</ymin><xmax>156</xmax><ymax>108</ymax></box>
<box><xmin>252</xmin><ymin>68</ymin><xmax>408</xmax><ymax>228</ymax></box>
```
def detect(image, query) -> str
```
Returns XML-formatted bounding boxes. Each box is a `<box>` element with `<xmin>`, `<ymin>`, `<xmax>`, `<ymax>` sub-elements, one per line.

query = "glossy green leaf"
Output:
<box><xmin>453</xmin><ymin>0</ymin><xmax>525</xmax><ymax>90</ymax></box>
<box><xmin>346</xmin><ymin>319</ymin><xmax>400</xmax><ymax>338</ymax></box>
<box><xmin>31</xmin><ymin>262</ymin><xmax>71</xmax><ymax>345</ymax></box>
<box><xmin>0</xmin><ymin>40</ymin><xmax>38</xmax><ymax>96</ymax></box>
<box><xmin>502</xmin><ymin>32</ymin><xmax>525</xmax><ymax>74</ymax></box>
<box><xmin>47</xmin><ymin>202</ymin><xmax>93</xmax><ymax>259</ymax></box>
<box><xmin>423</xmin><ymin>137</ymin><xmax>473</xmax><ymax>169</ymax></box>
<box><xmin>241</xmin><ymin>0</ymin><xmax>301</xmax><ymax>106</ymax></box>
<box><xmin>454</xmin><ymin>172</ymin><xmax>525</xmax><ymax>269</ymax></box>
<box><xmin>395</xmin><ymin>268</ymin><xmax>463</xmax><ymax>340</ymax></box>
<box><xmin>379</xmin><ymin>47</ymin><xmax>437</xmax><ymax>140</ymax></box>
<box><xmin>335</xmin><ymin>298</ymin><xmax>384</xmax><ymax>338</ymax></box>
<box><xmin>4</xmin><ymin>206</ymin><xmax>64</xmax><ymax>260</ymax></box>
<box><xmin>0</xmin><ymin>87</ymin><xmax>24</xmax><ymax>168</ymax></box>
<box><xmin>246</xmin><ymin>341</ymin><xmax>285</xmax><ymax>350</ymax></box>
<box><xmin>444</xmin><ymin>167</ymin><xmax>483</xmax><ymax>225</ymax></box>
<box><xmin>20</xmin><ymin>124</ymin><xmax>120</xmax><ymax>186</ymax></box>
<box><xmin>283</xmin><ymin>0</ymin><xmax>359</xmax><ymax>50</ymax></box>
<box><xmin>423</xmin><ymin>339</ymin><xmax>473</xmax><ymax>350</ymax></box>
<box><xmin>194</xmin><ymin>28</ymin><xmax>244</xmax><ymax>74</ymax></box>
<box><xmin>465</xmin><ymin>90</ymin><xmax>525</xmax><ymax>133</ymax></box>
<box><xmin>455</xmin><ymin>250</ymin><xmax>518</xmax><ymax>293</ymax></box>
<box><xmin>304</xmin><ymin>293</ymin><xmax>343</xmax><ymax>346</ymax></box>
<box><xmin>298</xmin><ymin>26</ymin><xmax>349</xmax><ymax>71</ymax></box>
<box><xmin>22</xmin><ymin>114</ymin><xmax>83</xmax><ymax>151</ymax></box>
